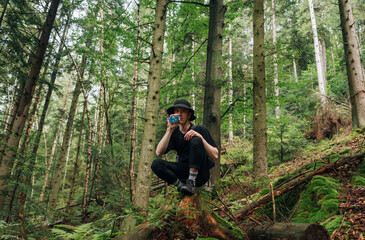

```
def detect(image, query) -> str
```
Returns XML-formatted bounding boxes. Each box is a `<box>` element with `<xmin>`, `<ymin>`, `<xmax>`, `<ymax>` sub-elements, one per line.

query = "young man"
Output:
<box><xmin>151</xmin><ymin>99</ymin><xmax>218</xmax><ymax>195</ymax></box>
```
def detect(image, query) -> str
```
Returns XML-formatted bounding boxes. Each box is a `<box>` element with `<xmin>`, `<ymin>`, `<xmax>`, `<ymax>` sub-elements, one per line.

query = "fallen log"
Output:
<box><xmin>247</xmin><ymin>222</ymin><xmax>329</xmax><ymax>240</ymax></box>
<box><xmin>233</xmin><ymin>152</ymin><xmax>364</xmax><ymax>221</ymax></box>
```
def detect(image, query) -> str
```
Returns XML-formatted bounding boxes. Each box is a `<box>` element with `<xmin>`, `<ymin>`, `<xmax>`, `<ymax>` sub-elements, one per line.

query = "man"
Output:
<box><xmin>151</xmin><ymin>99</ymin><xmax>218</xmax><ymax>195</ymax></box>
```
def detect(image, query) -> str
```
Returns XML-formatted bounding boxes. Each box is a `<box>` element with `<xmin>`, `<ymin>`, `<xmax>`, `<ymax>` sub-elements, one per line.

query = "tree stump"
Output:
<box><xmin>247</xmin><ymin>222</ymin><xmax>329</xmax><ymax>240</ymax></box>
<box><xmin>117</xmin><ymin>194</ymin><xmax>244</xmax><ymax>240</ymax></box>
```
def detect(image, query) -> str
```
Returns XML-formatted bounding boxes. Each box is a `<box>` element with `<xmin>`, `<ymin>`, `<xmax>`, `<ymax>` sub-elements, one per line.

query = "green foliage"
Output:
<box><xmin>52</xmin><ymin>214</ymin><xmax>120</xmax><ymax>240</ymax></box>
<box><xmin>324</xmin><ymin>151</ymin><xmax>341</xmax><ymax>163</ymax></box>
<box><xmin>292</xmin><ymin>176</ymin><xmax>340</xmax><ymax>223</ymax></box>
<box><xmin>221</xmin><ymin>139</ymin><xmax>252</xmax><ymax>165</ymax></box>
<box><xmin>352</xmin><ymin>175</ymin><xmax>365</xmax><ymax>186</ymax></box>
<box><xmin>251</xmin><ymin>176</ymin><xmax>271</xmax><ymax>190</ymax></box>
<box><xmin>352</xmin><ymin>159</ymin><xmax>365</xmax><ymax>186</ymax></box>
<box><xmin>321</xmin><ymin>216</ymin><xmax>351</xmax><ymax>235</ymax></box>
<box><xmin>267</xmin><ymin>114</ymin><xmax>309</xmax><ymax>165</ymax></box>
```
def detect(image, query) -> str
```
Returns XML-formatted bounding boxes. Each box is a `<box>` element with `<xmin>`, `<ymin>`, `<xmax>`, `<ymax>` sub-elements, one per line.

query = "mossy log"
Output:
<box><xmin>116</xmin><ymin>195</ymin><xmax>244</xmax><ymax>240</ymax></box>
<box><xmin>247</xmin><ymin>222</ymin><xmax>329</xmax><ymax>240</ymax></box>
<box><xmin>233</xmin><ymin>152</ymin><xmax>364</xmax><ymax>221</ymax></box>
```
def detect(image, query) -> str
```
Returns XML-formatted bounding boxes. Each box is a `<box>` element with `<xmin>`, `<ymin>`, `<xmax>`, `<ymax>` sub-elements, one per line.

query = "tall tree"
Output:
<box><xmin>129</xmin><ymin>1</ymin><xmax>141</xmax><ymax>203</ymax></box>
<box><xmin>48</xmin><ymin>78</ymin><xmax>81</xmax><ymax>211</ymax></box>
<box><xmin>252</xmin><ymin>0</ymin><xmax>268</xmax><ymax>179</ymax></box>
<box><xmin>0</xmin><ymin>0</ymin><xmax>61</xmax><ymax>212</ymax></box>
<box><xmin>203</xmin><ymin>0</ymin><xmax>226</xmax><ymax>186</ymax></box>
<box><xmin>339</xmin><ymin>0</ymin><xmax>365</xmax><ymax>128</ymax></box>
<box><xmin>66</xmin><ymin>101</ymin><xmax>86</xmax><ymax>215</ymax></box>
<box><xmin>134</xmin><ymin>0</ymin><xmax>168</xmax><ymax>211</ymax></box>
<box><xmin>228</xmin><ymin>23</ymin><xmax>234</xmax><ymax>144</ymax></box>
<box><xmin>308</xmin><ymin>0</ymin><xmax>326</xmax><ymax>105</ymax></box>
<box><xmin>272</xmin><ymin>0</ymin><xmax>279</xmax><ymax>118</ymax></box>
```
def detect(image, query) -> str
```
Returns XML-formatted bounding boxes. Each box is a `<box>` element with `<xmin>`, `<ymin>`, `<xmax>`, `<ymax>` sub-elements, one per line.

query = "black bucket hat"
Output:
<box><xmin>166</xmin><ymin>99</ymin><xmax>196</xmax><ymax>121</ymax></box>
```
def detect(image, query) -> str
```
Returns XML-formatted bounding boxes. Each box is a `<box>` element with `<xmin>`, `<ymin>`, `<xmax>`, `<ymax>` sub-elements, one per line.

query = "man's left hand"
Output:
<box><xmin>184</xmin><ymin>130</ymin><xmax>202</xmax><ymax>141</ymax></box>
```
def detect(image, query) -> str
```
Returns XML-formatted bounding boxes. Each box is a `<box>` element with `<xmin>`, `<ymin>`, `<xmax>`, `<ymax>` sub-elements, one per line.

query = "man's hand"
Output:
<box><xmin>167</xmin><ymin>114</ymin><xmax>179</xmax><ymax>131</ymax></box>
<box><xmin>184</xmin><ymin>129</ymin><xmax>202</xmax><ymax>141</ymax></box>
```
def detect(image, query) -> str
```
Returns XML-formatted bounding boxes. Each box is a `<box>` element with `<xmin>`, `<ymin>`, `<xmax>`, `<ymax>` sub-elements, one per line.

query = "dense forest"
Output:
<box><xmin>0</xmin><ymin>0</ymin><xmax>365</xmax><ymax>239</ymax></box>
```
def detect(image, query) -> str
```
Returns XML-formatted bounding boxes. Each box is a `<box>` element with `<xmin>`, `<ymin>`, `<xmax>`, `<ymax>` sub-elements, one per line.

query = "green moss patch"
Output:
<box><xmin>292</xmin><ymin>175</ymin><xmax>340</xmax><ymax>224</ymax></box>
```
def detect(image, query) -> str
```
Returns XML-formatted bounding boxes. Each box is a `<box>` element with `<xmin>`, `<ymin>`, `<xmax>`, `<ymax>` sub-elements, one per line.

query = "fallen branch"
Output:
<box><xmin>232</xmin><ymin>152</ymin><xmax>365</xmax><ymax>221</ymax></box>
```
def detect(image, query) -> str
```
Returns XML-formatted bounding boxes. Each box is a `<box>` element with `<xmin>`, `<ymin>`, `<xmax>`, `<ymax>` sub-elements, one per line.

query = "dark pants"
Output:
<box><xmin>151</xmin><ymin>137</ymin><xmax>210</xmax><ymax>187</ymax></box>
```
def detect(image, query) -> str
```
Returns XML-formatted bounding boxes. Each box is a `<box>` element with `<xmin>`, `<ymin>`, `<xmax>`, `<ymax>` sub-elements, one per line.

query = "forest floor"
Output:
<box><xmin>218</xmin><ymin>129</ymin><xmax>365</xmax><ymax>240</ymax></box>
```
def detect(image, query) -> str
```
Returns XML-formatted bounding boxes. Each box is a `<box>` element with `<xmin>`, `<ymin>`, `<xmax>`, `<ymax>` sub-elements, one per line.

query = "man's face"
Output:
<box><xmin>173</xmin><ymin>107</ymin><xmax>191</xmax><ymax>124</ymax></box>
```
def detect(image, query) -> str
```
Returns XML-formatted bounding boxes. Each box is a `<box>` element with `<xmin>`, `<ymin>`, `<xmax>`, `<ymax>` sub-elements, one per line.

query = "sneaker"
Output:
<box><xmin>176</xmin><ymin>179</ymin><xmax>186</xmax><ymax>193</ymax></box>
<box><xmin>180</xmin><ymin>179</ymin><xmax>196</xmax><ymax>195</ymax></box>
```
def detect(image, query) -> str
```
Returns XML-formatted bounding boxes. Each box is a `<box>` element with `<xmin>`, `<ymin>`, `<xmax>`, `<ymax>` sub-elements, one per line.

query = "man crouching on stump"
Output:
<box><xmin>151</xmin><ymin>99</ymin><xmax>218</xmax><ymax>195</ymax></box>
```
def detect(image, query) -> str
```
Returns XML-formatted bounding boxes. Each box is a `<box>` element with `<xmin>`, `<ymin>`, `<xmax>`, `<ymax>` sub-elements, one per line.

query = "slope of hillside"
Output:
<box><xmin>220</xmin><ymin>128</ymin><xmax>365</xmax><ymax>239</ymax></box>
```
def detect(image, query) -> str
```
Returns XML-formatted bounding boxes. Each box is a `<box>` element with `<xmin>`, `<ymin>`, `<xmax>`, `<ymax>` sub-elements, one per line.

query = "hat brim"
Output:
<box><xmin>167</xmin><ymin>104</ymin><xmax>196</xmax><ymax>121</ymax></box>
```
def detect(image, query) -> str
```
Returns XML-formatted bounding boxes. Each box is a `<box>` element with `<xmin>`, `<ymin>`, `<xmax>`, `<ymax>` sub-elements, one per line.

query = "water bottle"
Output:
<box><xmin>168</xmin><ymin>115</ymin><xmax>180</xmax><ymax>124</ymax></box>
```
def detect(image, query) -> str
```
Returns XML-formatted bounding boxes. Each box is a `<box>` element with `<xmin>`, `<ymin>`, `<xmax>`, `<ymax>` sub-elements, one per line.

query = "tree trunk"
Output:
<box><xmin>95</xmin><ymin>80</ymin><xmax>104</xmax><ymax>203</ymax></box>
<box><xmin>40</xmin><ymin>81</ymin><xmax>71</xmax><ymax>202</ymax></box>
<box><xmin>272</xmin><ymin>0</ymin><xmax>280</xmax><ymax>119</ymax></box>
<box><xmin>48</xmin><ymin>79</ymin><xmax>81</xmax><ymax>210</ymax></box>
<box><xmin>6</xmin><ymin>81</ymin><xmax>46</xmax><ymax>218</ymax></box>
<box><xmin>320</xmin><ymin>35</ymin><xmax>327</xmax><ymax>82</ymax></box>
<box><xmin>329</xmin><ymin>35</ymin><xmax>336</xmax><ymax>75</ymax></box>
<box><xmin>0</xmin><ymin>0</ymin><xmax>61</xmax><ymax>212</ymax></box>
<box><xmin>308</xmin><ymin>0</ymin><xmax>326</xmax><ymax>105</ymax></box>
<box><xmin>94</xmin><ymin>8</ymin><xmax>105</xmax><ymax>203</ymax></box>
<box><xmin>203</xmin><ymin>0</ymin><xmax>226</xmax><ymax>186</ymax></box>
<box><xmin>252</xmin><ymin>0</ymin><xmax>268</xmax><ymax>179</ymax></box>
<box><xmin>248</xmin><ymin>222</ymin><xmax>329</xmax><ymax>239</ymax></box>
<box><xmin>62</xmin><ymin>132</ymin><xmax>73</xmax><ymax>191</ymax></box>
<box><xmin>293</xmin><ymin>55</ymin><xmax>298</xmax><ymax>83</ymax></box>
<box><xmin>339</xmin><ymin>0</ymin><xmax>365</xmax><ymax>128</ymax></box>
<box><xmin>65</xmin><ymin>101</ymin><xmax>86</xmax><ymax>215</ymax></box>
<box><xmin>82</xmin><ymin>103</ymin><xmax>93</xmax><ymax>220</ymax></box>
<box><xmin>133</xmin><ymin>0</ymin><xmax>168</xmax><ymax>211</ymax></box>
<box><xmin>228</xmin><ymin>23</ymin><xmax>234</xmax><ymax>144</ymax></box>
<box><xmin>129</xmin><ymin>1</ymin><xmax>141</xmax><ymax>203</ymax></box>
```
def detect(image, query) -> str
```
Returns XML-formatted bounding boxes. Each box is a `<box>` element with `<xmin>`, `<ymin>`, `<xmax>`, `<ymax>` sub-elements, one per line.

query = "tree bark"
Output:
<box><xmin>320</xmin><ymin>35</ymin><xmax>327</xmax><ymax>82</ymax></box>
<box><xmin>228</xmin><ymin>23</ymin><xmax>234</xmax><ymax>144</ymax></box>
<box><xmin>133</xmin><ymin>0</ymin><xmax>168</xmax><ymax>211</ymax></box>
<box><xmin>203</xmin><ymin>0</ymin><xmax>226</xmax><ymax>186</ymax></box>
<box><xmin>94</xmin><ymin>8</ymin><xmax>105</xmax><ymax>203</ymax></box>
<box><xmin>252</xmin><ymin>0</ymin><xmax>268</xmax><ymax>179</ymax></box>
<box><xmin>65</xmin><ymin>101</ymin><xmax>86</xmax><ymax>215</ymax></box>
<box><xmin>293</xmin><ymin>55</ymin><xmax>298</xmax><ymax>83</ymax></box>
<box><xmin>129</xmin><ymin>1</ymin><xmax>141</xmax><ymax>203</ymax></box>
<box><xmin>47</xmin><ymin>77</ymin><xmax>81</xmax><ymax>211</ymax></box>
<box><xmin>308</xmin><ymin>0</ymin><xmax>327</xmax><ymax>105</ymax></box>
<box><xmin>339</xmin><ymin>0</ymin><xmax>365</xmax><ymax>128</ymax></box>
<box><xmin>0</xmin><ymin>0</ymin><xmax>61</xmax><ymax>212</ymax></box>
<box><xmin>272</xmin><ymin>0</ymin><xmax>280</xmax><ymax>119</ymax></box>
<box><xmin>248</xmin><ymin>222</ymin><xmax>329</xmax><ymax>239</ymax></box>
